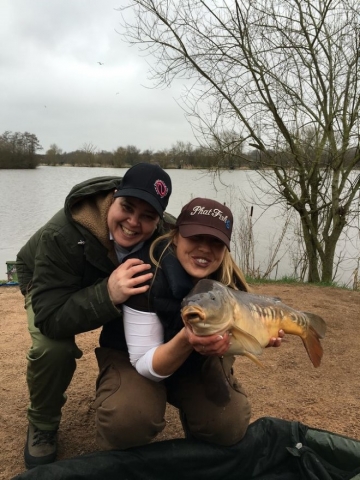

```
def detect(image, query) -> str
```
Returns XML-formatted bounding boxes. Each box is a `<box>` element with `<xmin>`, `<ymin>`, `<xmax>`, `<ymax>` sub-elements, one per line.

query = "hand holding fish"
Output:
<box><xmin>267</xmin><ymin>329</ymin><xmax>285</xmax><ymax>348</ymax></box>
<box><xmin>184</xmin><ymin>326</ymin><xmax>231</xmax><ymax>357</ymax></box>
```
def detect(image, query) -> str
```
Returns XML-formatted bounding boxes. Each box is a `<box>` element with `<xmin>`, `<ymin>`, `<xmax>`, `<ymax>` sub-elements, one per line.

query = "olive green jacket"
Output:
<box><xmin>16</xmin><ymin>176</ymin><xmax>174</xmax><ymax>340</ymax></box>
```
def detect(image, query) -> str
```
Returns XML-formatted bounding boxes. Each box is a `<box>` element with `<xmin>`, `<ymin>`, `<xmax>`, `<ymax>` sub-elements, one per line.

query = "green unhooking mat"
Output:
<box><xmin>12</xmin><ymin>417</ymin><xmax>360</xmax><ymax>480</ymax></box>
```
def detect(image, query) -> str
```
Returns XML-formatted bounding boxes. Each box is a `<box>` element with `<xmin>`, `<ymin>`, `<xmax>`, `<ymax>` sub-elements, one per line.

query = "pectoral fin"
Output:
<box><xmin>228</xmin><ymin>327</ymin><xmax>265</xmax><ymax>368</ymax></box>
<box><xmin>242</xmin><ymin>352</ymin><xmax>265</xmax><ymax>368</ymax></box>
<box><xmin>228</xmin><ymin>325</ymin><xmax>264</xmax><ymax>361</ymax></box>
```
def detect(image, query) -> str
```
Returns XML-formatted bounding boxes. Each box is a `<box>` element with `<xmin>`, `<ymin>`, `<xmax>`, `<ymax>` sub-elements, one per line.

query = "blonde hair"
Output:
<box><xmin>150</xmin><ymin>229</ymin><xmax>250</xmax><ymax>292</ymax></box>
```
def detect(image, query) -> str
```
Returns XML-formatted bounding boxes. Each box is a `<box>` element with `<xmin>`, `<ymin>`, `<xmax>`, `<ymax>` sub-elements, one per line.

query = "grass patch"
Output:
<box><xmin>246</xmin><ymin>275</ymin><xmax>348</xmax><ymax>289</ymax></box>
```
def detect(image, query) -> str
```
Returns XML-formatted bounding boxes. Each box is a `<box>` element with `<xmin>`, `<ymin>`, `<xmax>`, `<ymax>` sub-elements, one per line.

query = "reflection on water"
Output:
<box><xmin>0</xmin><ymin>166</ymin><xmax>358</xmax><ymax>285</ymax></box>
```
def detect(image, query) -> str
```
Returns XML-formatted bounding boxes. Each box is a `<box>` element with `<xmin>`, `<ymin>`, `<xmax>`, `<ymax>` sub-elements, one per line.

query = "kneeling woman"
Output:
<box><xmin>95</xmin><ymin>198</ymin><xmax>280</xmax><ymax>450</ymax></box>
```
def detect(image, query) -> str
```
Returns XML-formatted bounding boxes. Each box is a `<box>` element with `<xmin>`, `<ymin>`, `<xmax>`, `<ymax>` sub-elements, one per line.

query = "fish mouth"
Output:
<box><xmin>181</xmin><ymin>305</ymin><xmax>206</xmax><ymax>326</ymax></box>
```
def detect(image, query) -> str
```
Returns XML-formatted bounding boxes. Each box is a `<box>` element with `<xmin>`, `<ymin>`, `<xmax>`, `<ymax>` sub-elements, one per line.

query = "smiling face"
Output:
<box><xmin>173</xmin><ymin>233</ymin><xmax>227</xmax><ymax>280</ymax></box>
<box><xmin>107</xmin><ymin>196</ymin><xmax>160</xmax><ymax>248</ymax></box>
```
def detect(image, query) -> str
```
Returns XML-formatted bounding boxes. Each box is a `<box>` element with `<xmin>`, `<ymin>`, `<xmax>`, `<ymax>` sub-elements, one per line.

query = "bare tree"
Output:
<box><xmin>170</xmin><ymin>140</ymin><xmax>194</xmax><ymax>167</ymax></box>
<box><xmin>120</xmin><ymin>0</ymin><xmax>360</xmax><ymax>282</ymax></box>
<box><xmin>81</xmin><ymin>142</ymin><xmax>98</xmax><ymax>167</ymax></box>
<box><xmin>113</xmin><ymin>146</ymin><xmax>127</xmax><ymax>168</ymax></box>
<box><xmin>124</xmin><ymin>145</ymin><xmax>141</xmax><ymax>166</ymax></box>
<box><xmin>45</xmin><ymin>143</ymin><xmax>63</xmax><ymax>165</ymax></box>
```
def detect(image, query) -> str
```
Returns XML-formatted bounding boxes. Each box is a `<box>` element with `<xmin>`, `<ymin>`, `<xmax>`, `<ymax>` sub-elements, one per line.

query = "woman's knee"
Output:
<box><xmin>28</xmin><ymin>336</ymin><xmax>82</xmax><ymax>363</ymax></box>
<box><xmin>207</xmin><ymin>403</ymin><xmax>251</xmax><ymax>445</ymax></box>
<box><xmin>96</xmin><ymin>404</ymin><xmax>166</xmax><ymax>450</ymax></box>
<box><xmin>94</xmin><ymin>354</ymin><xmax>167</xmax><ymax>450</ymax></box>
<box><xmin>183</xmin><ymin>377</ymin><xmax>252</xmax><ymax>446</ymax></box>
<box><xmin>190</xmin><ymin>401</ymin><xmax>251</xmax><ymax>446</ymax></box>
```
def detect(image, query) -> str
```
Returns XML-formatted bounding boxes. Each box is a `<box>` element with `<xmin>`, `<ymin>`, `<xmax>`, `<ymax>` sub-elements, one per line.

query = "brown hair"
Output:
<box><xmin>149</xmin><ymin>229</ymin><xmax>250</xmax><ymax>292</ymax></box>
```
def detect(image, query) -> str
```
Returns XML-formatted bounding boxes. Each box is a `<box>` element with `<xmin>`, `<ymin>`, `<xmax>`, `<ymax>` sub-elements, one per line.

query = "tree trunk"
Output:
<box><xmin>301</xmin><ymin>216</ymin><xmax>321</xmax><ymax>283</ymax></box>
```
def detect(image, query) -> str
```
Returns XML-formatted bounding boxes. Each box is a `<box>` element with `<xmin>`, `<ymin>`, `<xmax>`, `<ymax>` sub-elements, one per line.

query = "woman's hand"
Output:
<box><xmin>184</xmin><ymin>327</ymin><xmax>284</xmax><ymax>356</ymax></box>
<box><xmin>266</xmin><ymin>329</ymin><xmax>285</xmax><ymax>347</ymax></box>
<box><xmin>107</xmin><ymin>258</ymin><xmax>153</xmax><ymax>305</ymax></box>
<box><xmin>184</xmin><ymin>326</ymin><xmax>231</xmax><ymax>357</ymax></box>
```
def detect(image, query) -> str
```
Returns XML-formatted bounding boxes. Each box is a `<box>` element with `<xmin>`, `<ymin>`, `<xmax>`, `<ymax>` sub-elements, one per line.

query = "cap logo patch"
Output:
<box><xmin>154</xmin><ymin>180</ymin><xmax>168</xmax><ymax>198</ymax></box>
<box><xmin>190</xmin><ymin>205</ymin><xmax>231</xmax><ymax>229</ymax></box>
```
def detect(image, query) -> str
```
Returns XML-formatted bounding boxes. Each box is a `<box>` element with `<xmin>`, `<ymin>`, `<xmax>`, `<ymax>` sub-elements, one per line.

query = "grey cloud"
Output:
<box><xmin>0</xmin><ymin>1</ymin><xmax>196</xmax><ymax>152</ymax></box>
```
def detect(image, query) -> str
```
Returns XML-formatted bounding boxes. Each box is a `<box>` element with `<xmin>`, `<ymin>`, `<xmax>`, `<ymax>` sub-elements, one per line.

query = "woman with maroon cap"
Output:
<box><xmin>95</xmin><ymin>197</ymin><xmax>283</xmax><ymax>451</ymax></box>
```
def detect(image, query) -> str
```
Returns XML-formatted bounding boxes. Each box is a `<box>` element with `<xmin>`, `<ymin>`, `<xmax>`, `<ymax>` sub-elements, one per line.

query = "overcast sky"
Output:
<box><xmin>0</xmin><ymin>1</ymin><xmax>196</xmax><ymax>154</ymax></box>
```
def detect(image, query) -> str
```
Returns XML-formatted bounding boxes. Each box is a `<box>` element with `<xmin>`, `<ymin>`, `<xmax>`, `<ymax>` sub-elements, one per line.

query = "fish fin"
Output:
<box><xmin>303</xmin><ymin>312</ymin><xmax>327</xmax><ymax>339</ymax></box>
<box><xmin>257</xmin><ymin>294</ymin><xmax>282</xmax><ymax>303</ymax></box>
<box><xmin>233</xmin><ymin>290</ymin><xmax>283</xmax><ymax>305</ymax></box>
<box><xmin>242</xmin><ymin>352</ymin><xmax>266</xmax><ymax>368</ymax></box>
<box><xmin>230</xmin><ymin>326</ymin><xmax>264</xmax><ymax>356</ymax></box>
<box><xmin>302</xmin><ymin>325</ymin><xmax>324</xmax><ymax>368</ymax></box>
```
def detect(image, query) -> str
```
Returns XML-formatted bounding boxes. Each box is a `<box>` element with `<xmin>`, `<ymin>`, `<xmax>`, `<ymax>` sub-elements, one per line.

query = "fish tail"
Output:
<box><xmin>302</xmin><ymin>325</ymin><xmax>324</xmax><ymax>367</ymax></box>
<box><xmin>303</xmin><ymin>312</ymin><xmax>327</xmax><ymax>339</ymax></box>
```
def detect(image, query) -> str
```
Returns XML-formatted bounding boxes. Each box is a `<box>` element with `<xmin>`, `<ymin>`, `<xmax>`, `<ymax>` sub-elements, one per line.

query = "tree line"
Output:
<box><xmin>0</xmin><ymin>132</ymin><xmax>257</xmax><ymax>170</ymax></box>
<box><xmin>1</xmin><ymin>131</ymin><xmax>359</xmax><ymax>172</ymax></box>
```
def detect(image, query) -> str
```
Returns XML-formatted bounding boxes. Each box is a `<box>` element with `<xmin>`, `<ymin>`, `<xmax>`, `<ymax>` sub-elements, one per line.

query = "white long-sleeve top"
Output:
<box><xmin>123</xmin><ymin>304</ymin><xmax>171</xmax><ymax>382</ymax></box>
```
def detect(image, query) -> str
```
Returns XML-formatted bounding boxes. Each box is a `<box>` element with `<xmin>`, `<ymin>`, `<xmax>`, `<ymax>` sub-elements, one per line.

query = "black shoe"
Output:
<box><xmin>24</xmin><ymin>422</ymin><xmax>57</xmax><ymax>469</ymax></box>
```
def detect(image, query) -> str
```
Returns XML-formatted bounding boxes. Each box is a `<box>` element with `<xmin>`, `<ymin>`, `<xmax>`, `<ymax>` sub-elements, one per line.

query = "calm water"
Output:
<box><xmin>0</xmin><ymin>166</ymin><xmax>358</xmax><ymax>285</ymax></box>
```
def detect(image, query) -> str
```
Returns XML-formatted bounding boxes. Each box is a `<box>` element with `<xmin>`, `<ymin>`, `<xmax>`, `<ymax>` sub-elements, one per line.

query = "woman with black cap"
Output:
<box><xmin>16</xmin><ymin>163</ymin><xmax>173</xmax><ymax>469</ymax></box>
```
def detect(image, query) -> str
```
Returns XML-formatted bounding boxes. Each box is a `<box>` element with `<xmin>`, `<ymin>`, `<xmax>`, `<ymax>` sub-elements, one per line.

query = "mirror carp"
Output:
<box><xmin>181</xmin><ymin>279</ymin><xmax>326</xmax><ymax>367</ymax></box>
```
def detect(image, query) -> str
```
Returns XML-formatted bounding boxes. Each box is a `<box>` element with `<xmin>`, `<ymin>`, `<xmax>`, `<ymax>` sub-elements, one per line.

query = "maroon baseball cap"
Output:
<box><xmin>176</xmin><ymin>197</ymin><xmax>233</xmax><ymax>250</ymax></box>
<box><xmin>114</xmin><ymin>163</ymin><xmax>172</xmax><ymax>217</ymax></box>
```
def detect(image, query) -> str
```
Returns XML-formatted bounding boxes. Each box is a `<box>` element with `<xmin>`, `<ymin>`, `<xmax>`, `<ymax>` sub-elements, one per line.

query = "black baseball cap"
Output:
<box><xmin>176</xmin><ymin>197</ymin><xmax>233</xmax><ymax>250</ymax></box>
<box><xmin>113</xmin><ymin>163</ymin><xmax>172</xmax><ymax>217</ymax></box>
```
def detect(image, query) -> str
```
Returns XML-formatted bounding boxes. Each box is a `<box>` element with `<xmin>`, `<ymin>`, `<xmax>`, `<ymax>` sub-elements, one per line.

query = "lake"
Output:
<box><xmin>0</xmin><ymin>165</ymin><xmax>358</xmax><ymax>286</ymax></box>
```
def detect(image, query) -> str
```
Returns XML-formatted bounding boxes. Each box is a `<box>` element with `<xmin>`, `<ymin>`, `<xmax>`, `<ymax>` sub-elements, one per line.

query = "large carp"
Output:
<box><xmin>181</xmin><ymin>279</ymin><xmax>326</xmax><ymax>367</ymax></box>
